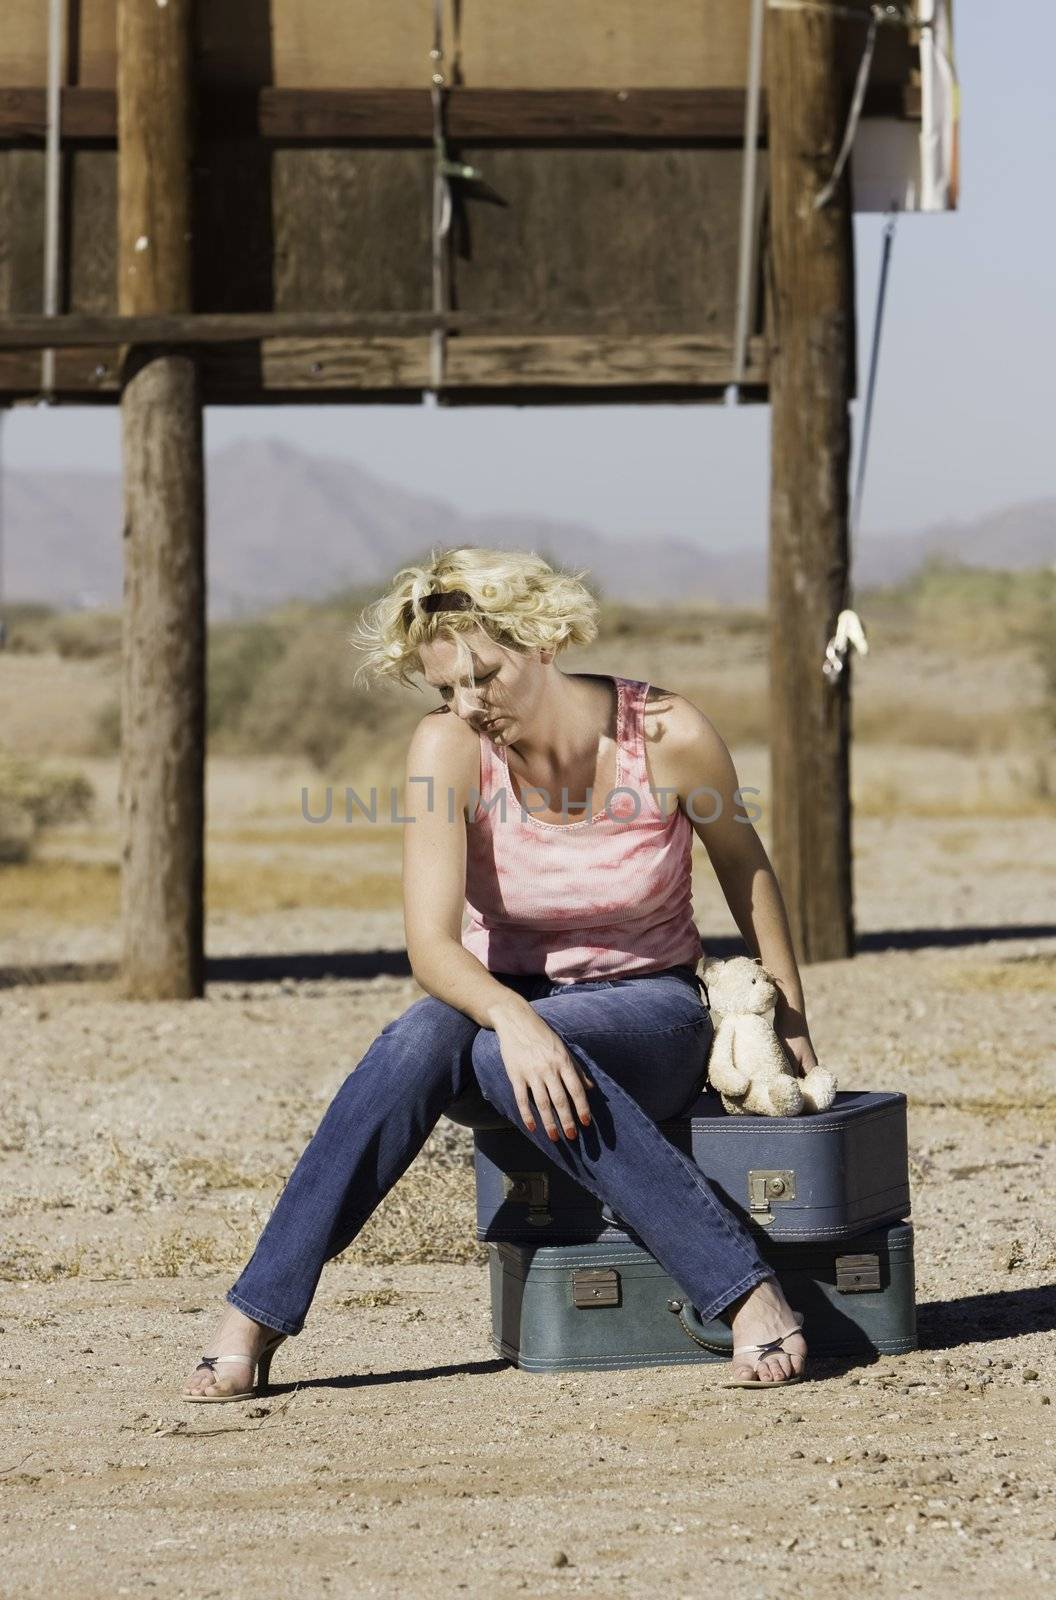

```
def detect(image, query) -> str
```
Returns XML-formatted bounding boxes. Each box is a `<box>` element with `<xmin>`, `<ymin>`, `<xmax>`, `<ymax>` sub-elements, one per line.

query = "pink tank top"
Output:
<box><xmin>461</xmin><ymin>675</ymin><xmax>704</xmax><ymax>984</ymax></box>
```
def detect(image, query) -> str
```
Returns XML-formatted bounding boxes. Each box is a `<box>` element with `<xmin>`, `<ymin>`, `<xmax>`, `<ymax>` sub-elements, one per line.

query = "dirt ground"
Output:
<box><xmin>2</xmin><ymin>726</ymin><xmax>1056</xmax><ymax>1596</ymax></box>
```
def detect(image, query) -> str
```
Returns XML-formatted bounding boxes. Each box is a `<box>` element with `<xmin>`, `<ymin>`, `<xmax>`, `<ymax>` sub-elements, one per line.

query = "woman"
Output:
<box><xmin>184</xmin><ymin>547</ymin><xmax>821</xmax><ymax>1399</ymax></box>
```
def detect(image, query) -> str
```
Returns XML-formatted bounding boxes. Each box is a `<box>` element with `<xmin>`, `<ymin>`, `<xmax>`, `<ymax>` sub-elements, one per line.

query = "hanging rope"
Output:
<box><xmin>813</xmin><ymin>5</ymin><xmax>882</xmax><ymax>211</ymax></box>
<box><xmin>822</xmin><ymin>208</ymin><xmax>898</xmax><ymax>684</ymax></box>
<box><xmin>729</xmin><ymin>0</ymin><xmax>766</xmax><ymax>401</ymax></box>
<box><xmin>765</xmin><ymin>2</ymin><xmax>918</xmax><ymax>211</ymax></box>
<box><xmin>40</xmin><ymin>0</ymin><xmax>65</xmax><ymax>402</ymax></box>
<box><xmin>428</xmin><ymin>0</ymin><xmax>481</xmax><ymax>395</ymax></box>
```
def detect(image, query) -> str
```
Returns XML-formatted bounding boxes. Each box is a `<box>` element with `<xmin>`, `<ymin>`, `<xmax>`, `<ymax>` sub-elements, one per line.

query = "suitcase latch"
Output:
<box><xmin>503</xmin><ymin>1171</ymin><xmax>552</xmax><ymax>1226</ymax></box>
<box><xmin>572</xmin><ymin>1268</ymin><xmax>620</xmax><ymax>1308</ymax></box>
<box><xmin>836</xmin><ymin>1252</ymin><xmax>882</xmax><ymax>1292</ymax></box>
<box><xmin>747</xmin><ymin>1169</ymin><xmax>796</xmax><ymax>1226</ymax></box>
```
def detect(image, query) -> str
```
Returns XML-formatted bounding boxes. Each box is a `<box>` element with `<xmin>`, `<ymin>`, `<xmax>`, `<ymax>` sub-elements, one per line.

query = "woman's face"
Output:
<box><xmin>418</xmin><ymin>629</ymin><xmax>545</xmax><ymax>744</ymax></box>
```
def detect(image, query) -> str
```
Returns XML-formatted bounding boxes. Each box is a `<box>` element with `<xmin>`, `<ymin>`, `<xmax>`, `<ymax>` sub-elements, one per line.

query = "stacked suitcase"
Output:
<box><xmin>447</xmin><ymin>1086</ymin><xmax>917</xmax><ymax>1372</ymax></box>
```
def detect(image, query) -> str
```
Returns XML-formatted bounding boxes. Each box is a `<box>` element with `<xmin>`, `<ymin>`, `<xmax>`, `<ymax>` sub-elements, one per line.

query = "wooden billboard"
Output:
<box><xmin>0</xmin><ymin>0</ymin><xmax>920</xmax><ymax>405</ymax></box>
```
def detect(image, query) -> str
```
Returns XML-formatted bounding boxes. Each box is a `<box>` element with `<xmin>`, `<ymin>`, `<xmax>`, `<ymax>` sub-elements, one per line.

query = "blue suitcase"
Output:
<box><xmin>467</xmin><ymin>1089</ymin><xmax>911</xmax><ymax>1244</ymax></box>
<box><xmin>490</xmin><ymin>1219</ymin><xmax>917</xmax><ymax>1372</ymax></box>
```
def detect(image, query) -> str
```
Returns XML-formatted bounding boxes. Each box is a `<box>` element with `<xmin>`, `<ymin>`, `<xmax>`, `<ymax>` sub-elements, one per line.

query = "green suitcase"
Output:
<box><xmin>490</xmin><ymin>1219</ymin><xmax>916</xmax><ymax>1372</ymax></box>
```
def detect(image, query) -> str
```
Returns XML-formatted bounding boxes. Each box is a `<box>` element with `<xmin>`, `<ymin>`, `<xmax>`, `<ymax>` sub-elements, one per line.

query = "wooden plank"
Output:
<box><xmin>0</xmin><ymin>333</ymin><xmax>766</xmax><ymax>398</ymax></box>
<box><xmin>766</xmin><ymin>0</ymin><xmax>856</xmax><ymax>965</ymax></box>
<box><xmin>0</xmin><ymin>309</ymin><xmax>759</xmax><ymax>349</ymax></box>
<box><xmin>272</xmin><ymin>148</ymin><xmax>432</xmax><ymax>313</ymax></box>
<box><xmin>0</xmin><ymin>83</ymin><xmax>922</xmax><ymax>142</ymax></box>
<box><xmin>0</xmin><ymin>0</ymin><xmax>916</xmax><ymax>93</ymax></box>
<box><xmin>68</xmin><ymin>149</ymin><xmax>117</xmax><ymax>311</ymax></box>
<box><xmin>0</xmin><ymin>87</ymin><xmax>116</xmax><ymax>137</ymax></box>
<box><xmin>450</xmin><ymin>147</ymin><xmax>753</xmax><ymax>334</ymax></box>
<box><xmin>0</xmin><ymin>150</ymin><xmax>44</xmax><ymax>312</ymax></box>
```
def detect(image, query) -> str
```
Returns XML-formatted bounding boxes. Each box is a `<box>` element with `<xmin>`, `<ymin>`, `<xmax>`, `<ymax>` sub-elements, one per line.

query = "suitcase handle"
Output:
<box><xmin>666</xmin><ymin>1297</ymin><xmax>733</xmax><ymax>1354</ymax></box>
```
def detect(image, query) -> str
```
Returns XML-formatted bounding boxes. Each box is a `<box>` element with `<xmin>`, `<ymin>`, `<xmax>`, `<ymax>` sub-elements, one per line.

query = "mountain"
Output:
<box><xmin>2</xmin><ymin>438</ymin><xmax>1053</xmax><ymax>618</ymax></box>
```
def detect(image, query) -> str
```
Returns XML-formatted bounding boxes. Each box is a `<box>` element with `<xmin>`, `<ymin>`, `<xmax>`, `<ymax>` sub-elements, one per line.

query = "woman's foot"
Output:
<box><xmin>725</xmin><ymin>1277</ymin><xmax>807</xmax><ymax>1384</ymax></box>
<box><xmin>182</xmin><ymin>1303</ymin><xmax>282</xmax><ymax>1399</ymax></box>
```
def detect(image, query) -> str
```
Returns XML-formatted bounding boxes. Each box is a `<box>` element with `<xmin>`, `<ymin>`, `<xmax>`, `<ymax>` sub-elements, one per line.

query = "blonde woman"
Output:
<box><xmin>183</xmin><ymin>547</ymin><xmax>821</xmax><ymax>1399</ymax></box>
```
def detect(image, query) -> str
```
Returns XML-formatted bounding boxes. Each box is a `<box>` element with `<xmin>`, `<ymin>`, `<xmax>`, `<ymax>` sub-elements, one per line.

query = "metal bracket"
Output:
<box><xmin>747</xmin><ymin>1168</ymin><xmax>796</xmax><ymax>1226</ymax></box>
<box><xmin>503</xmin><ymin>1171</ymin><xmax>552</xmax><ymax>1227</ymax></box>
<box><xmin>572</xmin><ymin>1267</ymin><xmax>620</xmax><ymax>1308</ymax></box>
<box><xmin>835</xmin><ymin>1252</ymin><xmax>882</xmax><ymax>1292</ymax></box>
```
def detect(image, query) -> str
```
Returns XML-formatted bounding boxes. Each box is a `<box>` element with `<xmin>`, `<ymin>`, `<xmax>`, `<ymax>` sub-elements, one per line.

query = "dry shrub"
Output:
<box><xmin>207</xmin><ymin>618</ymin><xmax>289</xmax><ymax>739</ymax></box>
<box><xmin>3</xmin><ymin>606</ymin><xmax>122</xmax><ymax>659</ymax></box>
<box><xmin>138</xmin><ymin>1228</ymin><xmax>249</xmax><ymax>1279</ymax></box>
<box><xmin>0</xmin><ymin>747</ymin><xmax>95</xmax><ymax>863</ymax></box>
<box><xmin>340</xmin><ymin>1162</ymin><xmax>486</xmax><ymax>1267</ymax></box>
<box><xmin>0</xmin><ymin>1245</ymin><xmax>84</xmax><ymax>1283</ymax></box>
<box><xmin>235</xmin><ymin>622</ymin><xmax>399</xmax><ymax>769</ymax></box>
<box><xmin>0</xmin><ymin>1094</ymin><xmax>45</xmax><ymax>1154</ymax></box>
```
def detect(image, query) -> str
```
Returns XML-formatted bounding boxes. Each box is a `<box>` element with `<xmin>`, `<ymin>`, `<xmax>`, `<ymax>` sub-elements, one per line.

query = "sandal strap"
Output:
<box><xmin>196</xmin><ymin>1353</ymin><xmax>256</xmax><ymax>1369</ymax></box>
<box><xmin>732</xmin><ymin>1316</ymin><xmax>804</xmax><ymax>1360</ymax></box>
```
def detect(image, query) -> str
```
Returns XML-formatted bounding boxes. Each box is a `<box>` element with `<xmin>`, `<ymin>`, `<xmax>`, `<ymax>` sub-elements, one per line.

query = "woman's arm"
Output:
<box><xmin>401</xmin><ymin>711</ymin><xmax>531</xmax><ymax>1032</ymax></box>
<box><xmin>658</xmin><ymin>694</ymin><xmax>820</xmax><ymax>1074</ymax></box>
<box><xmin>401</xmin><ymin>712</ymin><xmax>595</xmax><ymax>1139</ymax></box>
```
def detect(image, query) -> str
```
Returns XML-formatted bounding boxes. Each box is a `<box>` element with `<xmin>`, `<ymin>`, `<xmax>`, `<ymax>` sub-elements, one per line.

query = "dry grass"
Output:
<box><xmin>0</xmin><ymin>854</ymin><xmax>403</xmax><ymax>933</ymax></box>
<box><xmin>172</xmin><ymin>1154</ymin><xmax>287</xmax><ymax>1193</ymax></box>
<box><xmin>206</xmin><ymin>860</ymin><xmax>401</xmax><ymax>915</ymax></box>
<box><xmin>932</xmin><ymin>954</ymin><xmax>1056</xmax><ymax>994</ymax></box>
<box><xmin>340</xmin><ymin>1162</ymin><xmax>486</xmax><ymax>1267</ymax></box>
<box><xmin>135</xmin><ymin>1226</ymin><xmax>258</xmax><ymax>1280</ymax></box>
<box><xmin>0</xmin><ymin>1245</ymin><xmax>85</xmax><ymax>1283</ymax></box>
<box><xmin>0</xmin><ymin>859</ymin><xmax>118</xmax><ymax>929</ymax></box>
<box><xmin>0</xmin><ymin>1161</ymin><xmax>485</xmax><ymax>1283</ymax></box>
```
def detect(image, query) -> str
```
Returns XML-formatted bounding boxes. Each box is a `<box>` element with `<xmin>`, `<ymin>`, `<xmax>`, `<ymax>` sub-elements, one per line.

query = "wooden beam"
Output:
<box><xmin>0</xmin><ymin>309</ymin><xmax>752</xmax><ymax>348</ymax></box>
<box><xmin>117</xmin><ymin>0</ymin><xmax>206</xmax><ymax>1001</ymax></box>
<box><xmin>765</xmin><ymin>0</ymin><xmax>856</xmax><ymax>965</ymax></box>
<box><xmin>0</xmin><ymin>84</ymin><xmax>922</xmax><ymax>143</ymax></box>
<box><xmin>0</xmin><ymin>333</ymin><xmax>767</xmax><ymax>398</ymax></box>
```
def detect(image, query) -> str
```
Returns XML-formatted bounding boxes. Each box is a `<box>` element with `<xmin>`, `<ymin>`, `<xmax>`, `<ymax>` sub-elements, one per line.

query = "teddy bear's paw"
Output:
<box><xmin>799</xmin><ymin>1067</ymin><xmax>838</xmax><ymax>1114</ymax></box>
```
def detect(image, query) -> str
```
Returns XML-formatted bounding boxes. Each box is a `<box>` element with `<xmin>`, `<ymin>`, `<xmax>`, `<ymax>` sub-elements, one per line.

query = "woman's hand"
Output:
<box><xmin>773</xmin><ymin>999</ymin><xmax>820</xmax><ymax>1077</ymax></box>
<box><xmin>493</xmin><ymin>1009</ymin><xmax>595</xmax><ymax>1141</ymax></box>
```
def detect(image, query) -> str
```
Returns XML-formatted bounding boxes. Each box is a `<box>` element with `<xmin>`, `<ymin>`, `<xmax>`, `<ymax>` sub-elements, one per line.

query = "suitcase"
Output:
<box><xmin>490</xmin><ymin>1219</ymin><xmax>917</xmax><ymax>1372</ymax></box>
<box><xmin>472</xmin><ymin>1089</ymin><xmax>911</xmax><ymax>1244</ymax></box>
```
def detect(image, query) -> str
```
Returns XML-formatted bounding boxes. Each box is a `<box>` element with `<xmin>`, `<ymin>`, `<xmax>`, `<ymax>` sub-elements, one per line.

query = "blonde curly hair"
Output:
<box><xmin>349</xmin><ymin>545</ymin><xmax>601</xmax><ymax>692</ymax></box>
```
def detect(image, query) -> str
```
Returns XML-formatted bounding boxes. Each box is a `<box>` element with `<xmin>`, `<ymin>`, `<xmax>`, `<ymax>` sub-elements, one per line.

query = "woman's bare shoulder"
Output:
<box><xmin>405</xmin><ymin>707</ymin><xmax>481</xmax><ymax>810</ymax></box>
<box><xmin>642</xmin><ymin>684</ymin><xmax>700</xmax><ymax>734</ymax></box>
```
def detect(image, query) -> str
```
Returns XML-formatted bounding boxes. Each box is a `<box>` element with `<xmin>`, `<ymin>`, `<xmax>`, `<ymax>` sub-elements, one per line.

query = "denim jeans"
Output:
<box><xmin>227</xmin><ymin>963</ymin><xmax>777</xmax><ymax>1337</ymax></box>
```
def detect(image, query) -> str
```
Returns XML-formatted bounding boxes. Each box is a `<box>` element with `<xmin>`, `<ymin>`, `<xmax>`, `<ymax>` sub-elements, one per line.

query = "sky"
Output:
<box><xmin>3</xmin><ymin>3</ymin><xmax>1054</xmax><ymax>553</ymax></box>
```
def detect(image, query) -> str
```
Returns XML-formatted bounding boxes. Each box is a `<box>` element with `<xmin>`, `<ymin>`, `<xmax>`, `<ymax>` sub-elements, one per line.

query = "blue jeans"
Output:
<box><xmin>226</xmin><ymin>964</ymin><xmax>777</xmax><ymax>1336</ymax></box>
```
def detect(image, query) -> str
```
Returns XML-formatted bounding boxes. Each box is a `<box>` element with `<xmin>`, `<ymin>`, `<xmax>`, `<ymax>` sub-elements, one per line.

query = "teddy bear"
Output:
<box><xmin>700</xmin><ymin>954</ymin><xmax>838</xmax><ymax>1117</ymax></box>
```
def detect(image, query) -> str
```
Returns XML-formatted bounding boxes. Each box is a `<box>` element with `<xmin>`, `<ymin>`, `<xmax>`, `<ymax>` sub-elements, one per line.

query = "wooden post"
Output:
<box><xmin>764</xmin><ymin>0</ymin><xmax>856</xmax><ymax>965</ymax></box>
<box><xmin>116</xmin><ymin>0</ymin><xmax>205</xmax><ymax>998</ymax></box>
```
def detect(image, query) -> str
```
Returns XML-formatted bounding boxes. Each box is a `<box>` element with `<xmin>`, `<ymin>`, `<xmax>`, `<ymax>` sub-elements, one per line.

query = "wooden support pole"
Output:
<box><xmin>765</xmin><ymin>2</ymin><xmax>856</xmax><ymax>964</ymax></box>
<box><xmin>117</xmin><ymin>0</ymin><xmax>205</xmax><ymax>999</ymax></box>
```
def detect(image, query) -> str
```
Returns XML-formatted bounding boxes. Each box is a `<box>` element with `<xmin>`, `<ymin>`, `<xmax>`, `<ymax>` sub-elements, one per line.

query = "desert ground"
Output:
<box><xmin>1</xmin><ymin>595</ymin><xmax>1055</xmax><ymax>1597</ymax></box>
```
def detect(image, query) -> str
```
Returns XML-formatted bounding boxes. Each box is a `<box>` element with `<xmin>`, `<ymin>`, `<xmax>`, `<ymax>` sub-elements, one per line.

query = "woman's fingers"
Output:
<box><xmin>562</xmin><ymin>1064</ymin><xmax>593</xmax><ymax>1127</ymax></box>
<box><xmin>537</xmin><ymin>1066</ymin><xmax>593</xmax><ymax>1141</ymax></box>
<box><xmin>513</xmin><ymin>1086</ymin><xmax>537</xmax><ymax>1134</ymax></box>
<box><xmin>507</xmin><ymin>1041</ymin><xmax>597</xmax><ymax>1141</ymax></box>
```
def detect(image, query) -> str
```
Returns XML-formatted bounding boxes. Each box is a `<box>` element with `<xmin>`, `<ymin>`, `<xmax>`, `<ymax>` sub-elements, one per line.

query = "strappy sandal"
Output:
<box><xmin>183</xmin><ymin>1331</ymin><xmax>287</xmax><ymax>1403</ymax></box>
<box><xmin>725</xmin><ymin>1313</ymin><xmax>806</xmax><ymax>1389</ymax></box>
